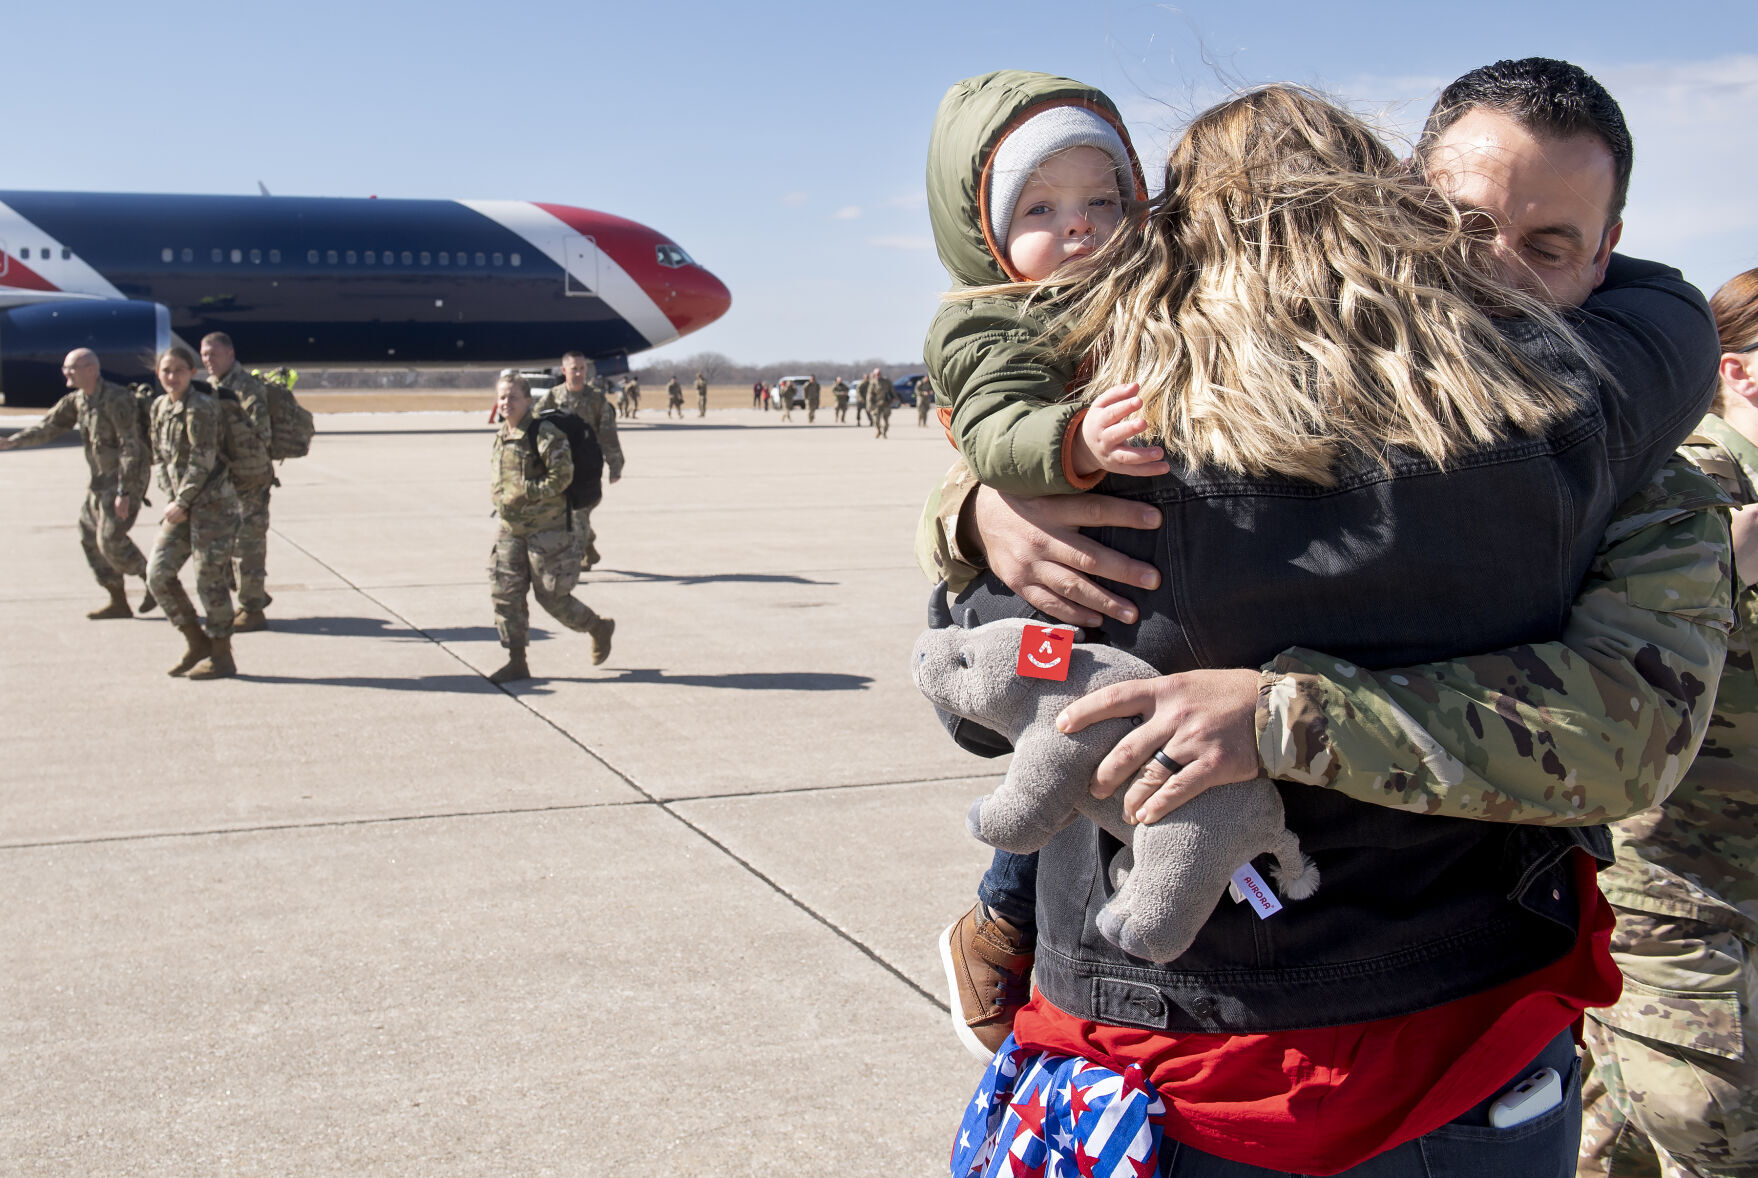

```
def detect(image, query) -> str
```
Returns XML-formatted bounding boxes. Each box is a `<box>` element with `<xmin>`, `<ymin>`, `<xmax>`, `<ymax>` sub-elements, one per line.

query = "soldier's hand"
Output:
<box><xmin>165</xmin><ymin>503</ymin><xmax>189</xmax><ymax>524</ymax></box>
<box><xmin>609</xmin><ymin>473</ymin><xmax>621</xmax><ymax>484</ymax></box>
<box><xmin>967</xmin><ymin>485</ymin><xmax>1162</xmax><ymax>628</ymax></box>
<box><xmin>114</xmin><ymin>494</ymin><xmax>131</xmax><ymax>516</ymax></box>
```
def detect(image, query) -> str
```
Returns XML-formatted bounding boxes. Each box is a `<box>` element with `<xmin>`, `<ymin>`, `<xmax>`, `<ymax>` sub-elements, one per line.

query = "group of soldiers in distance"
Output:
<box><xmin>746</xmin><ymin>369</ymin><xmax>934</xmax><ymax>437</ymax></box>
<box><xmin>0</xmin><ymin>335</ymin><xmax>313</xmax><ymax>681</ymax></box>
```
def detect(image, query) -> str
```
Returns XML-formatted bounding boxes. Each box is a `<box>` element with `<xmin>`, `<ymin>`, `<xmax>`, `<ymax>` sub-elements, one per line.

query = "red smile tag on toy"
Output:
<box><xmin>1016</xmin><ymin>625</ymin><xmax>1075</xmax><ymax>681</ymax></box>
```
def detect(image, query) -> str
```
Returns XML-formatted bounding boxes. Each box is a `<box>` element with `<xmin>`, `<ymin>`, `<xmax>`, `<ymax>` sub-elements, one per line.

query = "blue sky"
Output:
<box><xmin>11</xmin><ymin>1</ymin><xmax>1755</xmax><ymax>365</ymax></box>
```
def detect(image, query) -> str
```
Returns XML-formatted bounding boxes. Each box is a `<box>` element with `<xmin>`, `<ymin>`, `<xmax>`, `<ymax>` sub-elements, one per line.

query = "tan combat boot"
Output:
<box><xmin>87</xmin><ymin>584</ymin><xmax>132</xmax><ymax>620</ymax></box>
<box><xmin>588</xmin><ymin>617</ymin><xmax>615</xmax><ymax>665</ymax></box>
<box><xmin>168</xmin><ymin>624</ymin><xmax>211</xmax><ymax>677</ymax></box>
<box><xmin>939</xmin><ymin>903</ymin><xmax>1035</xmax><ymax>1061</ymax></box>
<box><xmin>488</xmin><ymin>645</ymin><xmax>529</xmax><ymax>685</ymax></box>
<box><xmin>233</xmin><ymin>608</ymin><xmax>268</xmax><ymax>632</ymax></box>
<box><xmin>187</xmin><ymin>635</ymin><xmax>236</xmax><ymax>680</ymax></box>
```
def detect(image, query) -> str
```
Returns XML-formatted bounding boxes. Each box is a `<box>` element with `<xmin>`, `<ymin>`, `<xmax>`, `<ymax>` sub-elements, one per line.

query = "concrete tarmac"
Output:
<box><xmin>0</xmin><ymin>408</ymin><xmax>1003</xmax><ymax>1176</ymax></box>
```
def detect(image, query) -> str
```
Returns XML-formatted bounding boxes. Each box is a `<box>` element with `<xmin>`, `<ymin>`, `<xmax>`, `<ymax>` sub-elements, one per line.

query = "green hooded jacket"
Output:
<box><xmin>923</xmin><ymin>70</ymin><xmax>1145</xmax><ymax>495</ymax></box>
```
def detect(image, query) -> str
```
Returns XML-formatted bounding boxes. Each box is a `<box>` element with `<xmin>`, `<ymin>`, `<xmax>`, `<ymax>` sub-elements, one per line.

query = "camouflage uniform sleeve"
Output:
<box><xmin>240</xmin><ymin>375</ymin><xmax>272</xmax><ymax>446</ymax></box>
<box><xmin>174</xmin><ymin>399</ymin><xmax>222</xmax><ymax>511</ymax></box>
<box><xmin>915</xmin><ymin>457</ymin><xmax>985</xmax><ymax>591</ymax></box>
<box><xmin>595</xmin><ymin>394</ymin><xmax>623</xmax><ymax>479</ymax></box>
<box><xmin>530</xmin><ymin>421</ymin><xmax>573</xmax><ymax>503</ymax></box>
<box><xmin>7</xmin><ymin>393</ymin><xmax>79</xmax><ymax>448</ymax></box>
<box><xmin>1257</xmin><ymin>453</ymin><xmax>1737</xmax><ymax>825</ymax></box>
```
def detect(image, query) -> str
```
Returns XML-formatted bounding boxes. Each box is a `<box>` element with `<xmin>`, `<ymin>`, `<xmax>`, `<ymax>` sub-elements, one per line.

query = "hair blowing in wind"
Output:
<box><xmin>1055</xmin><ymin>85</ymin><xmax>1595</xmax><ymax>485</ymax></box>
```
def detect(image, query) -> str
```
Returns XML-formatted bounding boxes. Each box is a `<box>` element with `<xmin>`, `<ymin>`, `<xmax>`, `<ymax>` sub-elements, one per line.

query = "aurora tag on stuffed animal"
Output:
<box><xmin>913</xmin><ymin>589</ymin><xmax>1318</xmax><ymax>963</ymax></box>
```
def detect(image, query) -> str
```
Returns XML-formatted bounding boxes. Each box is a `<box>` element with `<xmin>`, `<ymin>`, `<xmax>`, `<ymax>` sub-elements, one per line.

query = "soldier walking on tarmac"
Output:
<box><xmin>804</xmin><ymin>375</ymin><xmax>821</xmax><ymax>424</ymax></box>
<box><xmin>201</xmin><ymin>332</ymin><xmax>276</xmax><ymax>631</ymax></box>
<box><xmin>534</xmin><ymin>352</ymin><xmax>624</xmax><ymax>571</ymax></box>
<box><xmin>695</xmin><ymin>371</ymin><xmax>709</xmax><ymax>417</ymax></box>
<box><xmin>487</xmin><ymin>371</ymin><xmax>614</xmax><ymax>685</ymax></box>
<box><xmin>864</xmin><ymin>368</ymin><xmax>892</xmax><ymax>438</ymax></box>
<box><xmin>777</xmin><ymin>378</ymin><xmax>795</xmax><ymax>422</ymax></box>
<box><xmin>832</xmin><ymin>377</ymin><xmax>850</xmax><ymax>423</ymax></box>
<box><xmin>665</xmin><ymin>374</ymin><xmax>684</xmax><ymax>419</ymax></box>
<box><xmin>917</xmin><ymin>375</ymin><xmax>934</xmax><ymax>428</ymax></box>
<box><xmin>0</xmin><ymin>347</ymin><xmax>153</xmax><ymax>618</ymax></box>
<box><xmin>622</xmin><ymin>375</ymin><xmax>641</xmax><ymax>418</ymax></box>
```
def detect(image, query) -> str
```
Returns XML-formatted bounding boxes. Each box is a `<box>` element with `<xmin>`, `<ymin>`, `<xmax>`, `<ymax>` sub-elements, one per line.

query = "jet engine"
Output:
<box><xmin>0</xmin><ymin>299</ymin><xmax>170</xmax><ymax>406</ymax></box>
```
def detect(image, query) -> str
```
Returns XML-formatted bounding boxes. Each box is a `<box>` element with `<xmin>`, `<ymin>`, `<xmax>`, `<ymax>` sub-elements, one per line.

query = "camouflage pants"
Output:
<box><xmin>78</xmin><ymin>486</ymin><xmax>146</xmax><ymax>588</ymax></box>
<box><xmin>1580</xmin><ymin>910</ymin><xmax>1758</xmax><ymax>1178</ymax></box>
<box><xmin>148</xmin><ymin>489</ymin><xmax>240</xmax><ymax>638</ymax></box>
<box><xmin>489</xmin><ymin>523</ymin><xmax>600</xmax><ymax>648</ymax></box>
<box><xmin>572</xmin><ymin>502</ymin><xmax>600</xmax><ymax>569</ymax></box>
<box><xmin>918</xmin><ymin>398</ymin><xmax>931</xmax><ymax>426</ymax></box>
<box><xmin>232</xmin><ymin>483</ymin><xmax>273</xmax><ymax>611</ymax></box>
<box><xmin>872</xmin><ymin>404</ymin><xmax>890</xmax><ymax>437</ymax></box>
<box><xmin>698</xmin><ymin>393</ymin><xmax>707</xmax><ymax>417</ymax></box>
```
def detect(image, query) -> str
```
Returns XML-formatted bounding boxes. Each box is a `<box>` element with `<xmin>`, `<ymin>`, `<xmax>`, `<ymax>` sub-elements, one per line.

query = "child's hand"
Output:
<box><xmin>1070</xmin><ymin>384</ymin><xmax>1171</xmax><ymax>479</ymax></box>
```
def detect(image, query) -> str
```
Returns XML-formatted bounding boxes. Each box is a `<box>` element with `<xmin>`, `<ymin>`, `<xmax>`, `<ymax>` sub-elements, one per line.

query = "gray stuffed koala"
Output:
<box><xmin>912</xmin><ymin>607</ymin><xmax>1318</xmax><ymax>963</ymax></box>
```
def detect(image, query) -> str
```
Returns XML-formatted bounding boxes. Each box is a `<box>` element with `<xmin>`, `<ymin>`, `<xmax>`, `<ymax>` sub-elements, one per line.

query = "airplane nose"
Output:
<box><xmin>653</xmin><ymin>266</ymin><xmax>732</xmax><ymax>335</ymax></box>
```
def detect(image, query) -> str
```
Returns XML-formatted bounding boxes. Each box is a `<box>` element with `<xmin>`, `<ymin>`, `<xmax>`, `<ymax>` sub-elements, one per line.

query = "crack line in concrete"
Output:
<box><xmin>262</xmin><ymin>529</ymin><xmax>953</xmax><ymax>1017</ymax></box>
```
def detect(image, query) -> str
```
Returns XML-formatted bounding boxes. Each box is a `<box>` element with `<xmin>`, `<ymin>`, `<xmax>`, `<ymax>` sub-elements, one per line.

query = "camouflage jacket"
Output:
<box><xmin>212</xmin><ymin>364</ymin><xmax>273</xmax><ymax>447</ymax></box>
<box><xmin>803</xmin><ymin>380</ymin><xmax>821</xmax><ymax>406</ymax></box>
<box><xmin>695</xmin><ymin>376</ymin><xmax>708</xmax><ymax>396</ymax></box>
<box><xmin>666</xmin><ymin>378</ymin><xmax>683</xmax><ymax>400</ymax></box>
<box><xmin>1598</xmin><ymin>416</ymin><xmax>1758</xmax><ymax>938</ymax></box>
<box><xmin>151</xmin><ymin>389</ymin><xmax>230</xmax><ymax>510</ymax></box>
<box><xmin>9</xmin><ymin>379</ymin><xmax>149</xmax><ymax>496</ymax></box>
<box><xmin>534</xmin><ymin>381</ymin><xmax>623</xmax><ymax>478</ymax></box>
<box><xmin>490</xmin><ymin>414</ymin><xmax>571</xmax><ymax>535</ymax></box>
<box><xmin>832</xmin><ymin>380</ymin><xmax>850</xmax><ymax>402</ymax></box>
<box><xmin>915</xmin><ymin>448</ymin><xmax>1737</xmax><ymax>829</ymax></box>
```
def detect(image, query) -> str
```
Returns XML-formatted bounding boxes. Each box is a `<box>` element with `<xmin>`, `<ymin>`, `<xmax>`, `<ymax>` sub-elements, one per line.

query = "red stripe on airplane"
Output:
<box><xmin>0</xmin><ymin>256</ymin><xmax>59</xmax><ymax>292</ymax></box>
<box><xmin>533</xmin><ymin>202</ymin><xmax>693</xmax><ymax>331</ymax></box>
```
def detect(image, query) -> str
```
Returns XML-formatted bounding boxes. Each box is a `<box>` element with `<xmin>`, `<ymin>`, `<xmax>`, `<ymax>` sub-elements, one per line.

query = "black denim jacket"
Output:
<box><xmin>949</xmin><ymin>255</ymin><xmax>1720</xmax><ymax>1032</ymax></box>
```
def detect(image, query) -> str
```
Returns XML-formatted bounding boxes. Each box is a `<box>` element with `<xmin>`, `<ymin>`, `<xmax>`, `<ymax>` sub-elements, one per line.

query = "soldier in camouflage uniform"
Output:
<box><xmin>487</xmin><ymin>371</ymin><xmax>614</xmax><ymax>685</ymax></box>
<box><xmin>776</xmin><ymin>378</ymin><xmax>795</xmax><ymax>422</ymax></box>
<box><xmin>0</xmin><ymin>347</ymin><xmax>152</xmax><ymax>618</ymax></box>
<box><xmin>917</xmin><ymin>375</ymin><xmax>934</xmax><ymax>428</ymax></box>
<box><xmin>695</xmin><ymin>371</ymin><xmax>709</xmax><ymax>417</ymax></box>
<box><xmin>832</xmin><ymin>377</ymin><xmax>850</xmax><ymax>423</ymax></box>
<box><xmin>146</xmin><ymin>345</ymin><xmax>242</xmax><ymax>680</ymax></box>
<box><xmin>804</xmin><ymin>375</ymin><xmax>821</xmax><ymax>424</ymax></box>
<box><xmin>622</xmin><ymin>375</ymin><xmax>641</xmax><ymax>418</ymax></box>
<box><xmin>534</xmin><ymin>352</ymin><xmax>624</xmax><ymax>571</ymax></box>
<box><xmin>201</xmin><ymin>333</ymin><xmax>275</xmax><ymax>632</ymax></box>
<box><xmin>1575</xmin><ymin>271</ymin><xmax>1758</xmax><ymax>1178</ymax></box>
<box><xmin>665</xmin><ymin>374</ymin><xmax>684</xmax><ymax>419</ymax></box>
<box><xmin>865</xmin><ymin>368</ymin><xmax>893</xmax><ymax>438</ymax></box>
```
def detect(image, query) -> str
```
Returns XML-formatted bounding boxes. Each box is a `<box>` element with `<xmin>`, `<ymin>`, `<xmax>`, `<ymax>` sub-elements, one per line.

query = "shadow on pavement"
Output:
<box><xmin>264</xmin><ymin>617</ymin><xmax>547</xmax><ymax>644</ymax></box>
<box><xmin>594</xmin><ymin>569</ymin><xmax>836</xmax><ymax>587</ymax></box>
<box><xmin>538</xmin><ymin>667</ymin><xmax>872</xmax><ymax>691</ymax></box>
<box><xmin>234</xmin><ymin>673</ymin><xmax>507</xmax><ymax>693</ymax></box>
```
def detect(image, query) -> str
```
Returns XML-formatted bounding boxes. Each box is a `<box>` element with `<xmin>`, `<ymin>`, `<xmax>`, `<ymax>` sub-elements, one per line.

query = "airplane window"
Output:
<box><xmin>162</xmin><ymin>248</ymin><xmax>173</xmax><ymax>263</ymax></box>
<box><xmin>231</xmin><ymin>249</ymin><xmax>242</xmax><ymax>263</ymax></box>
<box><xmin>182</xmin><ymin>248</ymin><xmax>193</xmax><ymax>262</ymax></box>
<box><xmin>401</xmin><ymin>251</ymin><xmax>413</xmax><ymax>265</ymax></box>
<box><xmin>345</xmin><ymin>250</ymin><xmax>357</xmax><ymax>264</ymax></box>
<box><xmin>420</xmin><ymin>251</ymin><xmax>431</xmax><ymax>265</ymax></box>
<box><xmin>62</xmin><ymin>248</ymin><xmax>71</xmax><ymax>260</ymax></box>
<box><xmin>475</xmin><ymin>252</ymin><xmax>485</xmax><ymax>266</ymax></box>
<box><xmin>365</xmin><ymin>251</ymin><xmax>376</xmax><ymax>264</ymax></box>
<box><xmin>307</xmin><ymin>250</ymin><xmax>318</xmax><ymax>263</ymax></box>
<box><xmin>18</xmin><ymin>248</ymin><xmax>28</xmax><ymax>259</ymax></box>
<box><xmin>510</xmin><ymin>253</ymin><xmax>521</xmax><ymax>267</ymax></box>
<box><xmin>251</xmin><ymin>249</ymin><xmax>263</xmax><ymax>264</ymax></box>
<box><xmin>655</xmin><ymin>243</ymin><xmax>694</xmax><ymax>268</ymax></box>
<box><xmin>438</xmin><ymin>252</ymin><xmax>449</xmax><ymax>265</ymax></box>
<box><xmin>214</xmin><ymin>248</ymin><xmax>225</xmax><ymax>263</ymax></box>
<box><xmin>269</xmin><ymin>249</ymin><xmax>280</xmax><ymax>263</ymax></box>
<box><xmin>382</xmin><ymin>249</ymin><xmax>393</xmax><ymax>263</ymax></box>
<box><xmin>492</xmin><ymin>252</ymin><xmax>503</xmax><ymax>267</ymax></box>
<box><xmin>327</xmin><ymin>250</ymin><xmax>339</xmax><ymax>264</ymax></box>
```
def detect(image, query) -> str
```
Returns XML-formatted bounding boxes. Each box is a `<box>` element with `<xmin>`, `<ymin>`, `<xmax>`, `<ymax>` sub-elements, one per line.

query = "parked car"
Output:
<box><xmin>890</xmin><ymin>373</ymin><xmax>927</xmax><ymax>407</ymax></box>
<box><xmin>773</xmin><ymin>375</ymin><xmax>814</xmax><ymax>408</ymax></box>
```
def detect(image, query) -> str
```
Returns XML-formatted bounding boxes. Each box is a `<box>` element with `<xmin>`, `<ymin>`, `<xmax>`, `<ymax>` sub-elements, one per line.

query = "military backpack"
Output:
<box><xmin>525</xmin><ymin>409</ymin><xmax>604</xmax><ymax>512</ymax></box>
<box><xmin>204</xmin><ymin>383</ymin><xmax>277</xmax><ymax>493</ymax></box>
<box><xmin>254</xmin><ymin>367</ymin><xmax>316</xmax><ymax>460</ymax></box>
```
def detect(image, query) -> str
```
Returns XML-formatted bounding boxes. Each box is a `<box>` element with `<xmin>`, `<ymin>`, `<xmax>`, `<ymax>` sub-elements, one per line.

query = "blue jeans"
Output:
<box><xmin>979</xmin><ymin>849</ymin><xmax>1038</xmax><ymax>928</ymax></box>
<box><xmin>1158</xmin><ymin>1030</ymin><xmax>1582</xmax><ymax>1177</ymax></box>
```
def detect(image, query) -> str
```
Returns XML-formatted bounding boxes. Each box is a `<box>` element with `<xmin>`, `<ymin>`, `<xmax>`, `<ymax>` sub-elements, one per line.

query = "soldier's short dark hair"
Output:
<box><xmin>561</xmin><ymin>350</ymin><xmax>588</xmax><ymax>363</ymax></box>
<box><xmin>1418</xmin><ymin>57</ymin><xmax>1632</xmax><ymax>224</ymax></box>
<box><xmin>200</xmin><ymin>331</ymin><xmax>235</xmax><ymax>350</ymax></box>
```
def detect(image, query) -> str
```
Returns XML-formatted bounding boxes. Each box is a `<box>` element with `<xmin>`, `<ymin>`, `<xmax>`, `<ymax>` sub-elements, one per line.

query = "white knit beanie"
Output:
<box><xmin>987</xmin><ymin>105</ymin><xmax>1132</xmax><ymax>252</ymax></box>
